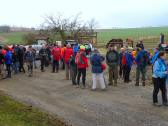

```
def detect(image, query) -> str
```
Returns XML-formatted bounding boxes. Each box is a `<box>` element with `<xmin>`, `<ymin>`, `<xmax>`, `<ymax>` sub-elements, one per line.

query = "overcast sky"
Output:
<box><xmin>0</xmin><ymin>0</ymin><xmax>168</xmax><ymax>28</ymax></box>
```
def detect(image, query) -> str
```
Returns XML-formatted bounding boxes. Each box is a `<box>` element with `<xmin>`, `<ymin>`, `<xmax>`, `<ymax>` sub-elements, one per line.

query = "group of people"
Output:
<box><xmin>0</xmin><ymin>40</ymin><xmax>168</xmax><ymax>106</ymax></box>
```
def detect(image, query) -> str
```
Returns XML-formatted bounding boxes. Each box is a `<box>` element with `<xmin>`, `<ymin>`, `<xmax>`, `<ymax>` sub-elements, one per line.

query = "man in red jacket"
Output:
<box><xmin>52</xmin><ymin>44</ymin><xmax>61</xmax><ymax>73</ymax></box>
<box><xmin>64</xmin><ymin>44</ymin><xmax>73</xmax><ymax>79</ymax></box>
<box><xmin>75</xmin><ymin>49</ymin><xmax>88</xmax><ymax>88</ymax></box>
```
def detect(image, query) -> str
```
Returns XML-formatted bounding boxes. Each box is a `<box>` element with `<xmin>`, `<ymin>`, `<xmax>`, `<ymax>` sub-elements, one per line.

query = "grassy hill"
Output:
<box><xmin>0</xmin><ymin>27</ymin><xmax>168</xmax><ymax>48</ymax></box>
<box><xmin>96</xmin><ymin>27</ymin><xmax>168</xmax><ymax>48</ymax></box>
<box><xmin>0</xmin><ymin>32</ymin><xmax>29</xmax><ymax>44</ymax></box>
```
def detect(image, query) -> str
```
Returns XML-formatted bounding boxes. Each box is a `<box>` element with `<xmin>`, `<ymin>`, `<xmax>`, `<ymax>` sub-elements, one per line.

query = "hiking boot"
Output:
<box><xmin>114</xmin><ymin>84</ymin><xmax>118</xmax><ymax>87</ymax></box>
<box><xmin>81</xmin><ymin>85</ymin><xmax>86</xmax><ymax>89</ymax></box>
<box><xmin>108</xmin><ymin>83</ymin><xmax>113</xmax><ymax>86</ymax></box>
<box><xmin>135</xmin><ymin>82</ymin><xmax>139</xmax><ymax>86</ymax></box>
<box><xmin>163</xmin><ymin>102</ymin><xmax>168</xmax><ymax>106</ymax></box>
<box><xmin>142</xmin><ymin>82</ymin><xmax>145</xmax><ymax>86</ymax></box>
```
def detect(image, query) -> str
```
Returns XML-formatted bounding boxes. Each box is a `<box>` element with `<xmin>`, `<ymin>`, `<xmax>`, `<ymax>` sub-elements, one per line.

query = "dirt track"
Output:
<box><xmin>0</xmin><ymin>66</ymin><xmax>168</xmax><ymax>126</ymax></box>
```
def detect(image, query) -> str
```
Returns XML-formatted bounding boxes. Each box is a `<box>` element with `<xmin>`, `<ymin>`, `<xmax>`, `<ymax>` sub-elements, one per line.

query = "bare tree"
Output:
<box><xmin>42</xmin><ymin>13</ymin><xmax>98</xmax><ymax>44</ymax></box>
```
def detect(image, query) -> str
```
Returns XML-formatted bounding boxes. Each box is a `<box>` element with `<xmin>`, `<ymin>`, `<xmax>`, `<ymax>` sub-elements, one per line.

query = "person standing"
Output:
<box><xmin>18</xmin><ymin>45</ymin><xmax>25</xmax><ymax>73</ymax></box>
<box><xmin>153</xmin><ymin>52</ymin><xmax>168</xmax><ymax>106</ymax></box>
<box><xmin>90</xmin><ymin>49</ymin><xmax>106</xmax><ymax>90</ymax></box>
<box><xmin>135</xmin><ymin>47</ymin><xmax>150</xmax><ymax>86</ymax></box>
<box><xmin>106</xmin><ymin>45</ymin><xmax>119</xmax><ymax>86</ymax></box>
<box><xmin>0</xmin><ymin>46</ymin><xmax>5</xmax><ymax>79</ymax></box>
<box><xmin>64</xmin><ymin>44</ymin><xmax>73</xmax><ymax>80</ymax></box>
<box><xmin>39</xmin><ymin>45</ymin><xmax>47</xmax><ymax>72</ymax></box>
<box><xmin>45</xmin><ymin>44</ymin><xmax>51</xmax><ymax>67</ymax></box>
<box><xmin>136</xmin><ymin>41</ymin><xmax>144</xmax><ymax>50</ymax></box>
<box><xmin>4</xmin><ymin>47</ymin><xmax>13</xmax><ymax>78</ymax></box>
<box><xmin>69</xmin><ymin>53</ymin><xmax>77</xmax><ymax>85</ymax></box>
<box><xmin>61</xmin><ymin>44</ymin><xmax>66</xmax><ymax>70</ymax></box>
<box><xmin>32</xmin><ymin>48</ymin><xmax>37</xmax><ymax>69</ymax></box>
<box><xmin>76</xmin><ymin>49</ymin><xmax>88</xmax><ymax>88</ymax></box>
<box><xmin>119</xmin><ymin>48</ymin><xmax>125</xmax><ymax>78</ymax></box>
<box><xmin>12</xmin><ymin>45</ymin><xmax>20</xmax><ymax>74</ymax></box>
<box><xmin>51</xmin><ymin>44</ymin><xmax>61</xmax><ymax>73</ymax></box>
<box><xmin>123</xmin><ymin>48</ymin><xmax>134</xmax><ymax>83</ymax></box>
<box><xmin>25</xmin><ymin>46</ymin><xmax>34</xmax><ymax>77</ymax></box>
<box><xmin>160</xmin><ymin>33</ymin><xmax>165</xmax><ymax>44</ymax></box>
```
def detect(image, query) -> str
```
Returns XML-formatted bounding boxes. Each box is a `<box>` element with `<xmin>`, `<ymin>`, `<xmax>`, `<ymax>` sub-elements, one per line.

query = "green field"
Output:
<box><xmin>0</xmin><ymin>32</ymin><xmax>29</xmax><ymax>44</ymax></box>
<box><xmin>0</xmin><ymin>27</ymin><xmax>168</xmax><ymax>48</ymax></box>
<box><xmin>97</xmin><ymin>27</ymin><xmax>168</xmax><ymax>48</ymax></box>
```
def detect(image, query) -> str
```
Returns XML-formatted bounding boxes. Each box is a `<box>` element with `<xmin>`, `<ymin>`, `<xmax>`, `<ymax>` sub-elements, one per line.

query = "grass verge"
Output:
<box><xmin>0</xmin><ymin>91</ymin><xmax>68</xmax><ymax>126</ymax></box>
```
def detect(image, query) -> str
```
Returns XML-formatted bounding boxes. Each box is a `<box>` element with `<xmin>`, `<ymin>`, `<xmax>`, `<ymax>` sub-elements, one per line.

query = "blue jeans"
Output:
<box><xmin>12</xmin><ymin>61</ymin><xmax>20</xmax><ymax>74</ymax></box>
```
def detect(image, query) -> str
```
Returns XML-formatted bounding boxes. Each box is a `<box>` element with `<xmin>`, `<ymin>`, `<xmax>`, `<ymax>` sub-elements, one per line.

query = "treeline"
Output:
<box><xmin>0</xmin><ymin>25</ymin><xmax>35</xmax><ymax>33</ymax></box>
<box><xmin>0</xmin><ymin>26</ymin><xmax>10</xmax><ymax>33</ymax></box>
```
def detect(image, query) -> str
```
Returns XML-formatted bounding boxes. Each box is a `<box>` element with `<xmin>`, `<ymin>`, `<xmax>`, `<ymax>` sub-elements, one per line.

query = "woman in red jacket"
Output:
<box><xmin>64</xmin><ymin>44</ymin><xmax>73</xmax><ymax>80</ymax></box>
<box><xmin>51</xmin><ymin>44</ymin><xmax>61</xmax><ymax>73</ymax></box>
<box><xmin>75</xmin><ymin>49</ymin><xmax>88</xmax><ymax>88</ymax></box>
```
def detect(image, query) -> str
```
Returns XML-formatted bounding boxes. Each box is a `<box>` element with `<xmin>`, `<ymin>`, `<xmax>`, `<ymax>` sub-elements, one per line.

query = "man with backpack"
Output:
<box><xmin>75</xmin><ymin>48</ymin><xmax>88</xmax><ymax>88</ymax></box>
<box><xmin>135</xmin><ymin>47</ymin><xmax>150</xmax><ymax>86</ymax></box>
<box><xmin>51</xmin><ymin>44</ymin><xmax>61</xmax><ymax>73</ymax></box>
<box><xmin>106</xmin><ymin>45</ymin><xmax>119</xmax><ymax>86</ymax></box>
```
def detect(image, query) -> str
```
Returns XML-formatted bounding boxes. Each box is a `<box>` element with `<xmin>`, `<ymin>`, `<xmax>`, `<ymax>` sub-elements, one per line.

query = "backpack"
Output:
<box><xmin>75</xmin><ymin>52</ymin><xmax>85</xmax><ymax>65</ymax></box>
<box><xmin>122</xmin><ymin>53</ymin><xmax>126</xmax><ymax>65</ymax></box>
<box><xmin>107</xmin><ymin>51</ymin><xmax>118</xmax><ymax>63</ymax></box>
<box><xmin>140</xmin><ymin>51</ymin><xmax>149</xmax><ymax>67</ymax></box>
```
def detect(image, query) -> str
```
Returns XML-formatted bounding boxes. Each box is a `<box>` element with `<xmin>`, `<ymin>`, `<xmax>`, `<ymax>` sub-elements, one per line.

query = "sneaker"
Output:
<box><xmin>76</xmin><ymin>85</ymin><xmax>80</xmax><ymax>88</ymax></box>
<box><xmin>91</xmin><ymin>89</ymin><xmax>96</xmax><ymax>91</ymax></box>
<box><xmin>153</xmin><ymin>103</ymin><xmax>161</xmax><ymax>106</ymax></box>
<box><xmin>81</xmin><ymin>85</ymin><xmax>86</xmax><ymax>89</ymax></box>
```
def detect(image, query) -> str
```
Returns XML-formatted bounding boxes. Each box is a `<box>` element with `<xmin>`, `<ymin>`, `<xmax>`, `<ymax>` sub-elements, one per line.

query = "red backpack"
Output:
<box><xmin>122</xmin><ymin>53</ymin><xmax>126</xmax><ymax>65</ymax></box>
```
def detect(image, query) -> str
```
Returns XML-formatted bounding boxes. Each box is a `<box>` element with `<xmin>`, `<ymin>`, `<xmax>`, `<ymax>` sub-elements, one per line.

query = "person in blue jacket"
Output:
<box><xmin>4</xmin><ymin>47</ymin><xmax>13</xmax><ymax>78</ymax></box>
<box><xmin>153</xmin><ymin>51</ymin><xmax>168</xmax><ymax>106</ymax></box>
<box><xmin>151</xmin><ymin>48</ymin><xmax>159</xmax><ymax>65</ymax></box>
<box><xmin>135</xmin><ymin>47</ymin><xmax>150</xmax><ymax>86</ymax></box>
<box><xmin>123</xmin><ymin>49</ymin><xmax>134</xmax><ymax>83</ymax></box>
<box><xmin>90</xmin><ymin>49</ymin><xmax>106</xmax><ymax>90</ymax></box>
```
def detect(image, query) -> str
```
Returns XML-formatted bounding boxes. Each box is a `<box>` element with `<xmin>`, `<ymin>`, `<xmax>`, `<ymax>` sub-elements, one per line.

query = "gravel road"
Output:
<box><xmin>0</xmin><ymin>66</ymin><xmax>168</xmax><ymax>126</ymax></box>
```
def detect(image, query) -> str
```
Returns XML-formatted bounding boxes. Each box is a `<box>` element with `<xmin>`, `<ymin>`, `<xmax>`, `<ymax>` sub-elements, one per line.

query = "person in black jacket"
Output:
<box><xmin>18</xmin><ymin>45</ymin><xmax>25</xmax><ymax>73</ymax></box>
<box><xmin>69</xmin><ymin>53</ymin><xmax>77</xmax><ymax>85</ymax></box>
<box><xmin>39</xmin><ymin>45</ymin><xmax>47</xmax><ymax>72</ymax></box>
<box><xmin>106</xmin><ymin>45</ymin><xmax>119</xmax><ymax>86</ymax></box>
<box><xmin>136</xmin><ymin>41</ymin><xmax>144</xmax><ymax>50</ymax></box>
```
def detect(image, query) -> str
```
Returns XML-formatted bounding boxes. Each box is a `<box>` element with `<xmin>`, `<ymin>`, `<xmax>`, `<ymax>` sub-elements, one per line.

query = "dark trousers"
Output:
<box><xmin>27</xmin><ymin>62</ymin><xmax>33</xmax><ymax>76</ymax></box>
<box><xmin>70</xmin><ymin>66</ymin><xmax>77</xmax><ymax>85</ymax></box>
<box><xmin>41</xmin><ymin>57</ymin><xmax>46</xmax><ymax>71</ymax></box>
<box><xmin>6</xmin><ymin>64</ymin><xmax>11</xmax><ymax>77</ymax></box>
<box><xmin>119</xmin><ymin>64</ymin><xmax>123</xmax><ymax>78</ymax></box>
<box><xmin>77</xmin><ymin>68</ymin><xmax>86</xmax><ymax>86</ymax></box>
<box><xmin>53</xmin><ymin>60</ymin><xmax>59</xmax><ymax>72</ymax></box>
<box><xmin>19</xmin><ymin>60</ymin><xmax>25</xmax><ymax>73</ymax></box>
<box><xmin>61</xmin><ymin>58</ymin><xmax>65</xmax><ymax>70</ymax></box>
<box><xmin>124</xmin><ymin>65</ymin><xmax>131</xmax><ymax>82</ymax></box>
<box><xmin>136</xmin><ymin>67</ymin><xmax>146</xmax><ymax>86</ymax></box>
<box><xmin>153</xmin><ymin>77</ymin><xmax>167</xmax><ymax>104</ymax></box>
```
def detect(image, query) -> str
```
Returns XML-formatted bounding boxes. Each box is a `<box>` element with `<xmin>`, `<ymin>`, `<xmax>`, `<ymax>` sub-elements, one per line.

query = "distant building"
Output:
<box><xmin>35</xmin><ymin>36</ymin><xmax>49</xmax><ymax>45</ymax></box>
